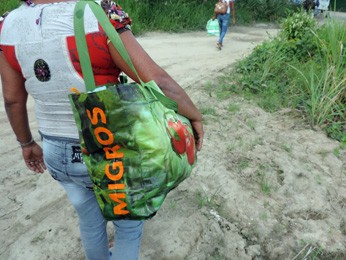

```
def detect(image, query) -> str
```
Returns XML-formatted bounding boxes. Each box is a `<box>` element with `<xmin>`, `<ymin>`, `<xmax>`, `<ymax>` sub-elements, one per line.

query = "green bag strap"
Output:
<box><xmin>74</xmin><ymin>0</ymin><xmax>178</xmax><ymax>112</ymax></box>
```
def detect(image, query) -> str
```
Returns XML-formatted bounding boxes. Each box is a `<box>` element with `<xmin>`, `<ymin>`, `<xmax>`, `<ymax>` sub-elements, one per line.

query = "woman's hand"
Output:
<box><xmin>22</xmin><ymin>142</ymin><xmax>47</xmax><ymax>173</ymax></box>
<box><xmin>231</xmin><ymin>1</ymin><xmax>236</xmax><ymax>25</ymax></box>
<box><xmin>191</xmin><ymin>120</ymin><xmax>204</xmax><ymax>151</ymax></box>
<box><xmin>1</xmin><ymin>52</ymin><xmax>46</xmax><ymax>173</ymax></box>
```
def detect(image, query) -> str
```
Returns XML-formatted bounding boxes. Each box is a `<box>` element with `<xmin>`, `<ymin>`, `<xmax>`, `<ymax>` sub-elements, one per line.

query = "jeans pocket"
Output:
<box><xmin>43</xmin><ymin>138</ymin><xmax>66</xmax><ymax>181</ymax></box>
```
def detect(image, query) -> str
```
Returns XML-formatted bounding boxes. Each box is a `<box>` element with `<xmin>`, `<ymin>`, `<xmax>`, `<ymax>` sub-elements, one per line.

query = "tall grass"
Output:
<box><xmin>117</xmin><ymin>0</ymin><xmax>215</xmax><ymax>34</ymax></box>
<box><xmin>236</xmin><ymin>0</ymin><xmax>293</xmax><ymax>23</ymax></box>
<box><xmin>1</xmin><ymin>0</ymin><xmax>296</xmax><ymax>33</ymax></box>
<box><xmin>235</xmin><ymin>11</ymin><xmax>346</xmax><ymax>143</ymax></box>
<box><xmin>118</xmin><ymin>0</ymin><xmax>296</xmax><ymax>33</ymax></box>
<box><xmin>290</xmin><ymin>20</ymin><xmax>346</xmax><ymax>140</ymax></box>
<box><xmin>290</xmin><ymin>63</ymin><xmax>345</xmax><ymax>126</ymax></box>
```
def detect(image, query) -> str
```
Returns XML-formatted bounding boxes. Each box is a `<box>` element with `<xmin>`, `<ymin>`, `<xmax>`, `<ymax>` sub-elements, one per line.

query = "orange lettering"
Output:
<box><xmin>108</xmin><ymin>183</ymin><xmax>125</xmax><ymax>190</ymax></box>
<box><xmin>86</xmin><ymin>107</ymin><xmax>107</xmax><ymax>125</ymax></box>
<box><xmin>105</xmin><ymin>161</ymin><xmax>124</xmax><ymax>181</ymax></box>
<box><xmin>104</xmin><ymin>145</ymin><xmax>124</xmax><ymax>159</ymax></box>
<box><xmin>87</xmin><ymin>105</ymin><xmax>128</xmax><ymax>215</ymax></box>
<box><xmin>109</xmin><ymin>193</ymin><xmax>129</xmax><ymax>215</ymax></box>
<box><xmin>94</xmin><ymin>127</ymin><xmax>114</xmax><ymax>145</ymax></box>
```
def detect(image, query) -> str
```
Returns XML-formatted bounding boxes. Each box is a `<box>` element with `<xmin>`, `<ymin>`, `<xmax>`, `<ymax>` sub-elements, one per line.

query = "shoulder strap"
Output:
<box><xmin>74</xmin><ymin>0</ymin><xmax>178</xmax><ymax>111</ymax></box>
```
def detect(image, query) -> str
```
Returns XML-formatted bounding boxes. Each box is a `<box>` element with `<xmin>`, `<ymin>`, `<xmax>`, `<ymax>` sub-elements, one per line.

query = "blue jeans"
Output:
<box><xmin>217</xmin><ymin>13</ymin><xmax>230</xmax><ymax>45</ymax></box>
<box><xmin>41</xmin><ymin>134</ymin><xmax>143</xmax><ymax>260</ymax></box>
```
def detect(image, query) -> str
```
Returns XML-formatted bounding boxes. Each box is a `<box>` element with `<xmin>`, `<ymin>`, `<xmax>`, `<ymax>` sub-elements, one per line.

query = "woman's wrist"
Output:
<box><xmin>17</xmin><ymin>137</ymin><xmax>35</xmax><ymax>148</ymax></box>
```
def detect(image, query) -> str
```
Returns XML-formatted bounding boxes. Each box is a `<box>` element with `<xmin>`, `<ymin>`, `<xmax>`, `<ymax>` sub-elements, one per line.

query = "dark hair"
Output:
<box><xmin>21</xmin><ymin>0</ymin><xmax>34</xmax><ymax>6</ymax></box>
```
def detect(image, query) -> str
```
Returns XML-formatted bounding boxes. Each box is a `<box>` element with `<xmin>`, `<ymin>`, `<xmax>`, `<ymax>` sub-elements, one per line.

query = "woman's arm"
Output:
<box><xmin>0</xmin><ymin>52</ymin><xmax>46</xmax><ymax>173</ymax></box>
<box><xmin>108</xmin><ymin>30</ymin><xmax>204</xmax><ymax>150</ymax></box>
<box><xmin>231</xmin><ymin>0</ymin><xmax>236</xmax><ymax>25</ymax></box>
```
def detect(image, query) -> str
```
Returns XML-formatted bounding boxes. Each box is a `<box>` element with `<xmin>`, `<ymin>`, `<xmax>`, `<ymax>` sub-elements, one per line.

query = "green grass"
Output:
<box><xmin>194</xmin><ymin>189</ymin><xmax>220</xmax><ymax>209</ymax></box>
<box><xmin>200</xmin><ymin>107</ymin><xmax>217</xmax><ymax>116</ymax></box>
<box><xmin>260</xmin><ymin>177</ymin><xmax>272</xmax><ymax>195</ymax></box>
<box><xmin>117</xmin><ymin>0</ymin><xmax>216</xmax><ymax>34</ymax></box>
<box><xmin>335</xmin><ymin>0</ymin><xmax>346</xmax><ymax>11</ymax></box>
<box><xmin>232</xmin><ymin>11</ymin><xmax>346</xmax><ymax>145</ymax></box>
<box><xmin>0</xmin><ymin>0</ymin><xmax>20</xmax><ymax>14</ymax></box>
<box><xmin>227</xmin><ymin>103</ymin><xmax>241</xmax><ymax>114</ymax></box>
<box><xmin>2</xmin><ymin>1</ymin><xmax>345</xmax><ymax>32</ymax></box>
<box><xmin>1</xmin><ymin>0</ymin><xmax>296</xmax><ymax>33</ymax></box>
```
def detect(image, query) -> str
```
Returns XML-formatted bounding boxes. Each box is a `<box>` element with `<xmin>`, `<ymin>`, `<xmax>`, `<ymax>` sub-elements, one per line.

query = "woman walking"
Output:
<box><xmin>0</xmin><ymin>0</ymin><xmax>204</xmax><ymax>259</ymax></box>
<box><xmin>216</xmin><ymin>0</ymin><xmax>235</xmax><ymax>50</ymax></box>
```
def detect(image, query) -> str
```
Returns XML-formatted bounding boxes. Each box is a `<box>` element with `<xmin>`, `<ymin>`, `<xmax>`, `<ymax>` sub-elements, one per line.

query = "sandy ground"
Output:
<box><xmin>1</xmin><ymin>19</ymin><xmax>346</xmax><ymax>260</ymax></box>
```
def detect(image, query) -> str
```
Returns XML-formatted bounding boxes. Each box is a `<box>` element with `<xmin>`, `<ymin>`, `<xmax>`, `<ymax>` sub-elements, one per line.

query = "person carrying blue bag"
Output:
<box><xmin>212</xmin><ymin>0</ymin><xmax>236</xmax><ymax>50</ymax></box>
<box><xmin>206</xmin><ymin>18</ymin><xmax>220</xmax><ymax>36</ymax></box>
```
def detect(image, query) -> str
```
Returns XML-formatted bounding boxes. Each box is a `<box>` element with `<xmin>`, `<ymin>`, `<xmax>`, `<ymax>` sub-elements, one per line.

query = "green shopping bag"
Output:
<box><xmin>206</xmin><ymin>19</ymin><xmax>219</xmax><ymax>36</ymax></box>
<box><xmin>69</xmin><ymin>0</ymin><xmax>196</xmax><ymax>220</ymax></box>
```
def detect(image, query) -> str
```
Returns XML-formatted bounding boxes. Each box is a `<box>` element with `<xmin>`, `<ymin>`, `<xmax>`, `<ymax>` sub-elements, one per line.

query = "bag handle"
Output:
<box><xmin>74</xmin><ymin>0</ymin><xmax>178</xmax><ymax>111</ymax></box>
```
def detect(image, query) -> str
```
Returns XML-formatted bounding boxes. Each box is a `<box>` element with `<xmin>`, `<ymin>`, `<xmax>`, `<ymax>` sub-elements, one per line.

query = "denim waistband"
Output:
<box><xmin>39</xmin><ymin>131</ymin><xmax>80</xmax><ymax>143</ymax></box>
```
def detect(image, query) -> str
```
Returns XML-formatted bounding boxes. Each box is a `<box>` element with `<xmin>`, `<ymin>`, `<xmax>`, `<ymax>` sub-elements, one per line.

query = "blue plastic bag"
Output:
<box><xmin>206</xmin><ymin>19</ymin><xmax>219</xmax><ymax>36</ymax></box>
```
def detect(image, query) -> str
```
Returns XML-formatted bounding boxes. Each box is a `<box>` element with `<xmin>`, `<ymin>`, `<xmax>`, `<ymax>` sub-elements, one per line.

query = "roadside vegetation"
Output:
<box><xmin>230</xmin><ymin>10</ymin><xmax>346</xmax><ymax>145</ymax></box>
<box><xmin>1</xmin><ymin>0</ymin><xmax>345</xmax><ymax>145</ymax></box>
<box><xmin>117</xmin><ymin>0</ymin><xmax>293</xmax><ymax>33</ymax></box>
<box><xmin>0</xmin><ymin>0</ymin><xmax>19</xmax><ymax>14</ymax></box>
<box><xmin>0</xmin><ymin>0</ymin><xmax>297</xmax><ymax>33</ymax></box>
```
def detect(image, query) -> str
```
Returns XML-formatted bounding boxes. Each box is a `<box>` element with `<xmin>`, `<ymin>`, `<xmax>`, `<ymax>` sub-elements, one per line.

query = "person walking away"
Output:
<box><xmin>0</xmin><ymin>0</ymin><xmax>204</xmax><ymax>259</ymax></box>
<box><xmin>215</xmin><ymin>0</ymin><xmax>235</xmax><ymax>50</ymax></box>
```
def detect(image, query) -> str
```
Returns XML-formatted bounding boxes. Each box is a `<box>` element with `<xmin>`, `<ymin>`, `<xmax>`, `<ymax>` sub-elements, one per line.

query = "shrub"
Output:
<box><xmin>280</xmin><ymin>9</ymin><xmax>317</xmax><ymax>41</ymax></box>
<box><xmin>236</xmin><ymin>0</ymin><xmax>293</xmax><ymax>23</ymax></box>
